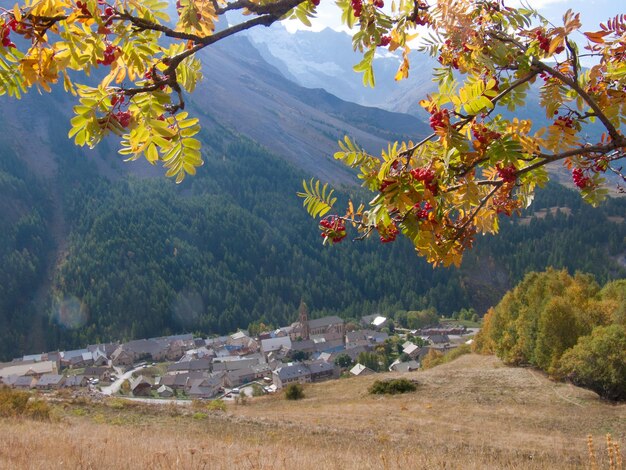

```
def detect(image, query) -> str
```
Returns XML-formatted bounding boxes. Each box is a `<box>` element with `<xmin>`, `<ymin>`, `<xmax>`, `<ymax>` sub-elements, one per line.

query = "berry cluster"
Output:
<box><xmin>553</xmin><ymin>114</ymin><xmax>575</xmax><ymax>129</ymax></box>
<box><xmin>373</xmin><ymin>0</ymin><xmax>384</xmax><ymax>7</ymax></box>
<box><xmin>311</xmin><ymin>0</ymin><xmax>320</xmax><ymax>5</ymax></box>
<box><xmin>76</xmin><ymin>0</ymin><xmax>114</xmax><ymax>25</ymax></box>
<box><xmin>428</xmin><ymin>108</ymin><xmax>449</xmax><ymax>131</ymax></box>
<box><xmin>76</xmin><ymin>1</ymin><xmax>91</xmax><ymax>16</ymax></box>
<box><xmin>1</xmin><ymin>18</ymin><xmax>18</xmax><ymax>48</ymax></box>
<box><xmin>414</xmin><ymin>201</ymin><xmax>432</xmax><ymax>219</ymax></box>
<box><xmin>535</xmin><ymin>30</ymin><xmax>564</xmax><ymax>55</ymax></box>
<box><xmin>378</xmin><ymin>35</ymin><xmax>391</xmax><ymax>47</ymax></box>
<box><xmin>113</xmin><ymin>110</ymin><xmax>132</xmax><ymax>128</ymax></box>
<box><xmin>412</xmin><ymin>1</ymin><xmax>429</xmax><ymax>26</ymax></box>
<box><xmin>97</xmin><ymin>43</ymin><xmax>119</xmax><ymax>66</ymax></box>
<box><xmin>410</xmin><ymin>167</ymin><xmax>438</xmax><ymax>194</ymax></box>
<box><xmin>379</xmin><ymin>223</ymin><xmax>399</xmax><ymax>243</ymax></box>
<box><xmin>379</xmin><ymin>178</ymin><xmax>395</xmax><ymax>193</ymax></box>
<box><xmin>592</xmin><ymin>157</ymin><xmax>608</xmax><ymax>173</ymax></box>
<box><xmin>496</xmin><ymin>164</ymin><xmax>516</xmax><ymax>183</ymax></box>
<box><xmin>351</xmin><ymin>0</ymin><xmax>362</xmax><ymax>17</ymax></box>
<box><xmin>572</xmin><ymin>168</ymin><xmax>592</xmax><ymax>189</ymax></box>
<box><xmin>319</xmin><ymin>216</ymin><xmax>347</xmax><ymax>244</ymax></box>
<box><xmin>472</xmin><ymin>124</ymin><xmax>502</xmax><ymax>147</ymax></box>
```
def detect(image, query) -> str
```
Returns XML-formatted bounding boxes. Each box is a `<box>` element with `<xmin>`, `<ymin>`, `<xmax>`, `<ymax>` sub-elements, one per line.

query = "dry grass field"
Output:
<box><xmin>0</xmin><ymin>354</ymin><xmax>624</xmax><ymax>469</ymax></box>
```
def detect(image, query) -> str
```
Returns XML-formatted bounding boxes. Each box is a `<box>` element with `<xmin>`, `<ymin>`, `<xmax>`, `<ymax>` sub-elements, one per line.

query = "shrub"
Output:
<box><xmin>0</xmin><ymin>387</ymin><xmax>29</xmax><ymax>416</ymax></box>
<box><xmin>205</xmin><ymin>399</ymin><xmax>227</xmax><ymax>412</ymax></box>
<box><xmin>284</xmin><ymin>383</ymin><xmax>305</xmax><ymax>400</ymax></box>
<box><xmin>251</xmin><ymin>383</ymin><xmax>265</xmax><ymax>397</ymax></box>
<box><xmin>369</xmin><ymin>378</ymin><xmax>417</xmax><ymax>395</ymax></box>
<box><xmin>0</xmin><ymin>387</ymin><xmax>51</xmax><ymax>420</ymax></box>
<box><xmin>557</xmin><ymin>325</ymin><xmax>626</xmax><ymax>401</ymax></box>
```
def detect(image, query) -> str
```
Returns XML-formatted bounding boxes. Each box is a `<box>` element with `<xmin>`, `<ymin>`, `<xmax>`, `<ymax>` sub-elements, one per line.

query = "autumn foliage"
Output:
<box><xmin>473</xmin><ymin>270</ymin><xmax>626</xmax><ymax>400</ymax></box>
<box><xmin>0</xmin><ymin>1</ymin><xmax>625</xmax><ymax>265</ymax></box>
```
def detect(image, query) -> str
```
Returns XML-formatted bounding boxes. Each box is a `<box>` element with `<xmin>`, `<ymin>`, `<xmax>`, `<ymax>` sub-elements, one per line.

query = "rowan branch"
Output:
<box><xmin>533</xmin><ymin>59</ymin><xmax>624</xmax><ymax>143</ymax></box>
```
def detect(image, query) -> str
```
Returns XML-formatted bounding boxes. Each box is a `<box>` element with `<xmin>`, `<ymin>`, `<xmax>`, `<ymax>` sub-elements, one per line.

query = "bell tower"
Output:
<box><xmin>298</xmin><ymin>299</ymin><xmax>310</xmax><ymax>341</ymax></box>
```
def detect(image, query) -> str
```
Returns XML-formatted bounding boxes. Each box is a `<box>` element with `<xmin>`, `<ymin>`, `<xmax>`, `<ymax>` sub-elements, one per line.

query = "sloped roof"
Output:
<box><xmin>349</xmin><ymin>363</ymin><xmax>374</xmax><ymax>376</ymax></box>
<box><xmin>308</xmin><ymin>316</ymin><xmax>344</xmax><ymax>330</ymax></box>
<box><xmin>275</xmin><ymin>363</ymin><xmax>310</xmax><ymax>381</ymax></box>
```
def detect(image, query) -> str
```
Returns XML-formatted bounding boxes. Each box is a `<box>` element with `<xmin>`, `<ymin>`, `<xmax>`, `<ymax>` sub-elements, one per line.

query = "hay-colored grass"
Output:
<box><xmin>0</xmin><ymin>355</ymin><xmax>623</xmax><ymax>469</ymax></box>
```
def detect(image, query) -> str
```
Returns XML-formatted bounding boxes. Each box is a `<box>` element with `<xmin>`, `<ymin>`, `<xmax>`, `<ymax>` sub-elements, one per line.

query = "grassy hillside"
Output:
<box><xmin>1</xmin><ymin>355</ymin><xmax>624</xmax><ymax>469</ymax></box>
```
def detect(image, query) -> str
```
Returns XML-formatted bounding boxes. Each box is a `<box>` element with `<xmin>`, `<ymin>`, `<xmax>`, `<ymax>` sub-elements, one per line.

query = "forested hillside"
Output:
<box><xmin>0</xmin><ymin>151</ymin><xmax>52</xmax><ymax>360</ymax></box>
<box><xmin>38</xmin><ymin>118</ymin><xmax>623</xmax><ymax>353</ymax></box>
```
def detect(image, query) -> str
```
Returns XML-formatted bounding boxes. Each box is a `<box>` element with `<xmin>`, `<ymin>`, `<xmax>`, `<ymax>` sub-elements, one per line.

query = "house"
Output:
<box><xmin>60</xmin><ymin>349</ymin><xmax>93</xmax><ymax>368</ymax></box>
<box><xmin>272</xmin><ymin>363</ymin><xmax>311</xmax><ymax>389</ymax></box>
<box><xmin>428</xmin><ymin>334</ymin><xmax>450</xmax><ymax>346</ymax></box>
<box><xmin>346</xmin><ymin>330</ymin><xmax>388</xmax><ymax>349</ymax></box>
<box><xmin>130</xmin><ymin>375</ymin><xmax>152</xmax><ymax>396</ymax></box>
<box><xmin>307</xmin><ymin>316</ymin><xmax>345</xmax><ymax>337</ymax></box>
<box><xmin>261</xmin><ymin>336</ymin><xmax>292</xmax><ymax>356</ymax></box>
<box><xmin>159</xmin><ymin>371</ymin><xmax>208</xmax><ymax>390</ymax></box>
<box><xmin>123</xmin><ymin>339</ymin><xmax>169</xmax><ymax>362</ymax></box>
<box><xmin>225</xmin><ymin>367</ymin><xmax>256</xmax><ymax>387</ymax></box>
<box><xmin>14</xmin><ymin>375</ymin><xmax>36</xmax><ymax>389</ymax></box>
<box><xmin>91</xmin><ymin>349</ymin><xmax>109</xmax><ymax>367</ymax></box>
<box><xmin>402</xmin><ymin>342</ymin><xmax>421</xmax><ymax>359</ymax></box>
<box><xmin>87</xmin><ymin>342</ymin><xmax>119</xmax><ymax>357</ymax></box>
<box><xmin>307</xmin><ymin>361</ymin><xmax>338</xmax><ymax>382</ymax></box>
<box><xmin>227</xmin><ymin>330</ymin><xmax>255</xmax><ymax>350</ymax></box>
<box><xmin>156</xmin><ymin>385</ymin><xmax>174</xmax><ymax>398</ymax></box>
<box><xmin>35</xmin><ymin>374</ymin><xmax>66</xmax><ymax>389</ymax></box>
<box><xmin>349</xmin><ymin>363</ymin><xmax>376</xmax><ymax>376</ymax></box>
<box><xmin>185</xmin><ymin>373</ymin><xmax>224</xmax><ymax>399</ymax></box>
<box><xmin>167</xmin><ymin>358</ymin><xmax>212</xmax><ymax>374</ymax></box>
<box><xmin>84</xmin><ymin>366</ymin><xmax>112</xmax><ymax>379</ymax></box>
<box><xmin>110</xmin><ymin>347</ymin><xmax>134</xmax><ymax>367</ymax></box>
<box><xmin>63</xmin><ymin>375</ymin><xmax>88</xmax><ymax>388</ymax></box>
<box><xmin>0</xmin><ymin>360</ymin><xmax>58</xmax><ymax>379</ymax></box>
<box><xmin>361</xmin><ymin>314</ymin><xmax>388</xmax><ymax>329</ymax></box>
<box><xmin>212</xmin><ymin>356</ymin><xmax>260</xmax><ymax>373</ymax></box>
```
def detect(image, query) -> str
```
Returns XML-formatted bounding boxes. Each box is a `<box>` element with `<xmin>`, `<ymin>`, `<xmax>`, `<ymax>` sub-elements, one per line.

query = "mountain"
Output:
<box><xmin>245</xmin><ymin>24</ymin><xmax>439</xmax><ymax>113</ymax></box>
<box><xmin>187</xmin><ymin>35</ymin><xmax>431</xmax><ymax>184</ymax></box>
<box><xmin>0</xmin><ymin>28</ymin><xmax>624</xmax><ymax>360</ymax></box>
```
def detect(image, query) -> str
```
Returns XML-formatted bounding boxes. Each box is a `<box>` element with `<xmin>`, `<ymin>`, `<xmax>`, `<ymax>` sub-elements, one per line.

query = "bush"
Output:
<box><xmin>251</xmin><ymin>383</ymin><xmax>265</xmax><ymax>397</ymax></box>
<box><xmin>205</xmin><ymin>399</ymin><xmax>227</xmax><ymax>412</ymax></box>
<box><xmin>284</xmin><ymin>383</ymin><xmax>305</xmax><ymax>400</ymax></box>
<box><xmin>557</xmin><ymin>325</ymin><xmax>626</xmax><ymax>401</ymax></box>
<box><xmin>0</xmin><ymin>387</ymin><xmax>51</xmax><ymax>420</ymax></box>
<box><xmin>369</xmin><ymin>378</ymin><xmax>417</xmax><ymax>395</ymax></box>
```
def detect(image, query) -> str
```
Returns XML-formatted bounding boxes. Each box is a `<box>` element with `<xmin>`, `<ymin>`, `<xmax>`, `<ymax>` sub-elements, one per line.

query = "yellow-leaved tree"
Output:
<box><xmin>0</xmin><ymin>0</ymin><xmax>624</xmax><ymax>266</ymax></box>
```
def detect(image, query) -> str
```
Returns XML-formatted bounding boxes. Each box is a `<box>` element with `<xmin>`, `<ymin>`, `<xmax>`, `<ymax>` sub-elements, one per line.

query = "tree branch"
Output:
<box><xmin>533</xmin><ymin>59</ymin><xmax>624</xmax><ymax>143</ymax></box>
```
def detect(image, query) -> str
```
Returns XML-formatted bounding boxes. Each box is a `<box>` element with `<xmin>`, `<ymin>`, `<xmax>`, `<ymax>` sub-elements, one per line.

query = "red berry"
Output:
<box><xmin>113</xmin><ymin>111</ymin><xmax>132</xmax><ymax>128</ymax></box>
<box><xmin>378</xmin><ymin>35</ymin><xmax>391</xmax><ymax>47</ymax></box>
<box><xmin>497</xmin><ymin>164</ymin><xmax>516</xmax><ymax>183</ymax></box>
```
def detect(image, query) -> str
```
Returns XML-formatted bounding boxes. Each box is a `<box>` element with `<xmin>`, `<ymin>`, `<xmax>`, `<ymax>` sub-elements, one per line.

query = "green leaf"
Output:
<box><xmin>297</xmin><ymin>178</ymin><xmax>337</xmax><ymax>218</ymax></box>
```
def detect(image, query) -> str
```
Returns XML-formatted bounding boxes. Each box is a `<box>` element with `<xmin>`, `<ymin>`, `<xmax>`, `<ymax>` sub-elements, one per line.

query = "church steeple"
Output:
<box><xmin>298</xmin><ymin>299</ymin><xmax>310</xmax><ymax>340</ymax></box>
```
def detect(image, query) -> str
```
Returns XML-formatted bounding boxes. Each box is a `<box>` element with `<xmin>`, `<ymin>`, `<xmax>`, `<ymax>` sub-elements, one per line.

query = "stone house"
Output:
<box><xmin>130</xmin><ymin>375</ymin><xmax>152</xmax><ymax>397</ymax></box>
<box><xmin>35</xmin><ymin>374</ymin><xmax>66</xmax><ymax>390</ymax></box>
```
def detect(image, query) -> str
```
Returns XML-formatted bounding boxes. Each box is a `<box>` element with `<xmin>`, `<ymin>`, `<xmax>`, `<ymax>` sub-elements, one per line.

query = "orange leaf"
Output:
<box><xmin>584</xmin><ymin>31</ymin><xmax>611</xmax><ymax>44</ymax></box>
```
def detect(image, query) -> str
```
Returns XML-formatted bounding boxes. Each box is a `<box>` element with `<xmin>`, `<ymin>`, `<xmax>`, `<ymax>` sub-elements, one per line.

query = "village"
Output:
<box><xmin>0</xmin><ymin>306</ymin><xmax>477</xmax><ymax>401</ymax></box>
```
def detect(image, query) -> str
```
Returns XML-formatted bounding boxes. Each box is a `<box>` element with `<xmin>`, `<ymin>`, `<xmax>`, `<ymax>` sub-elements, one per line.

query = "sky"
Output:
<box><xmin>282</xmin><ymin>0</ymin><xmax>625</xmax><ymax>34</ymax></box>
